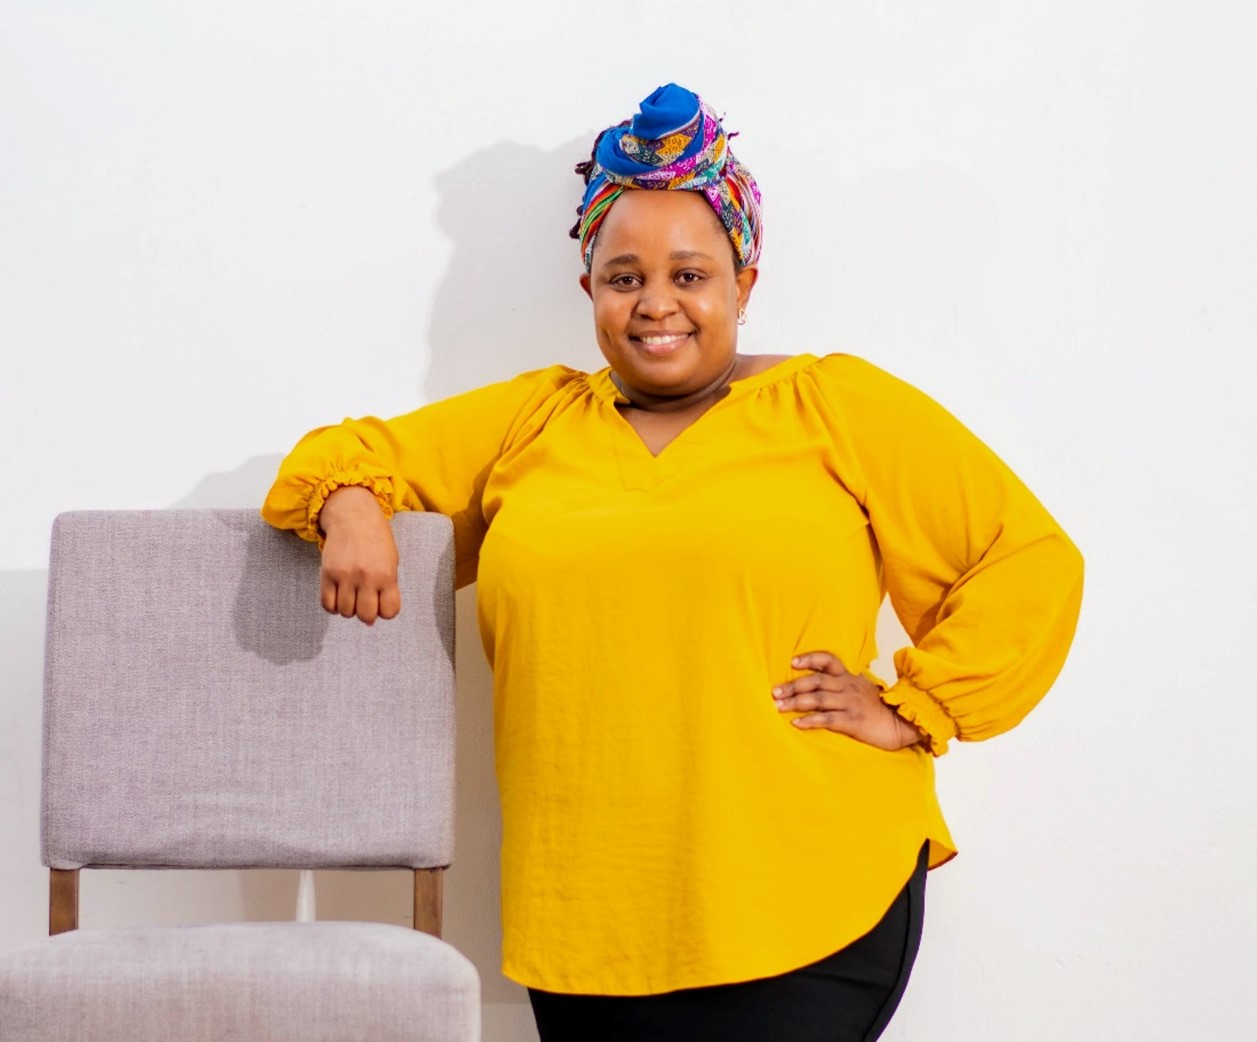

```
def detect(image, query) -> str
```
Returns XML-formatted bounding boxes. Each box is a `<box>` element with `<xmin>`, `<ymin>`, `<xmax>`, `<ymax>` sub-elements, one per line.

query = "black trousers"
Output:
<box><xmin>528</xmin><ymin>843</ymin><xmax>929</xmax><ymax>1042</ymax></box>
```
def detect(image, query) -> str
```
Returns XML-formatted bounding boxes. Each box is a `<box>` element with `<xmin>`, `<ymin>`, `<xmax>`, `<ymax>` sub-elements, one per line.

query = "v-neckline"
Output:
<box><xmin>589</xmin><ymin>354</ymin><xmax>817</xmax><ymax>461</ymax></box>
<box><xmin>614</xmin><ymin>397</ymin><xmax>724</xmax><ymax>459</ymax></box>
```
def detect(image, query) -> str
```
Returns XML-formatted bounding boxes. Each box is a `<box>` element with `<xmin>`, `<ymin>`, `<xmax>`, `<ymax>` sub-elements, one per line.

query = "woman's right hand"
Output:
<box><xmin>317</xmin><ymin>486</ymin><xmax>401</xmax><ymax>625</ymax></box>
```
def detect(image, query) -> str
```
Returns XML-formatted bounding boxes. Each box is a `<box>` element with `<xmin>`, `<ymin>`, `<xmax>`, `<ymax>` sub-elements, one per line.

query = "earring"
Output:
<box><xmin>737</xmin><ymin>308</ymin><xmax>747</xmax><ymax>326</ymax></box>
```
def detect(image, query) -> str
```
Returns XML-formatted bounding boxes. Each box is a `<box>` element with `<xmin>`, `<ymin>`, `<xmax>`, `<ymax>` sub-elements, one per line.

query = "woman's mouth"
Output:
<box><xmin>631</xmin><ymin>332</ymin><xmax>691</xmax><ymax>356</ymax></box>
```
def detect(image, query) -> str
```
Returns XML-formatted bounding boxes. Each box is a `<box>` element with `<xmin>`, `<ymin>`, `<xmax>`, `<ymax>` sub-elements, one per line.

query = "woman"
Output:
<box><xmin>263</xmin><ymin>84</ymin><xmax>1084</xmax><ymax>1042</ymax></box>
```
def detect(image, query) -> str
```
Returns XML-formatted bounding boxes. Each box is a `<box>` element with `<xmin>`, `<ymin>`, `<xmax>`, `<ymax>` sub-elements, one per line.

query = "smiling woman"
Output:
<box><xmin>579</xmin><ymin>191</ymin><xmax>772</xmax><ymax>455</ymax></box>
<box><xmin>583</xmin><ymin>193</ymin><xmax>756</xmax><ymax>392</ymax></box>
<box><xmin>261</xmin><ymin>83</ymin><xmax>1084</xmax><ymax>1042</ymax></box>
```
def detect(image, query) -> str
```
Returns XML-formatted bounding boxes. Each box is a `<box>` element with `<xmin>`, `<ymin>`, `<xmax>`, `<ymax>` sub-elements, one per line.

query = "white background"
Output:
<box><xmin>3</xmin><ymin>2</ymin><xmax>1255</xmax><ymax>1039</ymax></box>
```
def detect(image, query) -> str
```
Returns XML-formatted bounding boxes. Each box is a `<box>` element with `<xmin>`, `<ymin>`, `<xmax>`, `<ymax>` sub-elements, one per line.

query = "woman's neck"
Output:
<box><xmin>612</xmin><ymin>354</ymin><xmax>743</xmax><ymax>413</ymax></box>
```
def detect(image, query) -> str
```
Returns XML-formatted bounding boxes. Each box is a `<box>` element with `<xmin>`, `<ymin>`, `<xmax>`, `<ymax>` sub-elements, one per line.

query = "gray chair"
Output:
<box><xmin>0</xmin><ymin>510</ymin><xmax>479</xmax><ymax>1041</ymax></box>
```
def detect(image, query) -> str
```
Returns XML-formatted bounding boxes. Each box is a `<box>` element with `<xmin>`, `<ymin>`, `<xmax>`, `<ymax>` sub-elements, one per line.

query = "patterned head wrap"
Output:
<box><xmin>575</xmin><ymin>84</ymin><xmax>763</xmax><ymax>272</ymax></box>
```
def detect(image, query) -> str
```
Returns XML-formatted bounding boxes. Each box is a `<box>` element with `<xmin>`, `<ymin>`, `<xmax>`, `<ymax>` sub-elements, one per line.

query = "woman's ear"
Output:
<box><xmin>579</xmin><ymin>273</ymin><xmax>593</xmax><ymax>300</ymax></box>
<box><xmin>735</xmin><ymin>265</ymin><xmax>759</xmax><ymax>310</ymax></box>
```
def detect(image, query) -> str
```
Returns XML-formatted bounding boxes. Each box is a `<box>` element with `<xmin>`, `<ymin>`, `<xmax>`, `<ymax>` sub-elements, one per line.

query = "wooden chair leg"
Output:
<box><xmin>413</xmin><ymin>868</ymin><xmax>443</xmax><ymax>938</ymax></box>
<box><xmin>50</xmin><ymin>869</ymin><xmax>79</xmax><ymax>935</ymax></box>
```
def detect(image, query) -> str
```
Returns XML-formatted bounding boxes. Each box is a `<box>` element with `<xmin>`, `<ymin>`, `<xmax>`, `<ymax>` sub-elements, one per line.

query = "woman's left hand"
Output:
<box><xmin>772</xmin><ymin>651</ymin><xmax>926</xmax><ymax>752</ymax></box>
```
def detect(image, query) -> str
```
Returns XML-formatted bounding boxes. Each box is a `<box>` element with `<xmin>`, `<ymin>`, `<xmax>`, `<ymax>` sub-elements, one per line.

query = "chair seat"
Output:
<box><xmin>0</xmin><ymin>921</ymin><xmax>480</xmax><ymax>1042</ymax></box>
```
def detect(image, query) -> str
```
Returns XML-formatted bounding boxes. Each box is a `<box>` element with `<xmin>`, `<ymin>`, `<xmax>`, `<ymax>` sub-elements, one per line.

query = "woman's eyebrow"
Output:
<box><xmin>601</xmin><ymin>250</ymin><xmax>715</xmax><ymax>267</ymax></box>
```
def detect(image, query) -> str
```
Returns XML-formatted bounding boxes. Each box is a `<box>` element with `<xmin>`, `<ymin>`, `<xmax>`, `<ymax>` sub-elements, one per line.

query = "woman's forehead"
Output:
<box><xmin>595</xmin><ymin>190</ymin><xmax>731</xmax><ymax>258</ymax></box>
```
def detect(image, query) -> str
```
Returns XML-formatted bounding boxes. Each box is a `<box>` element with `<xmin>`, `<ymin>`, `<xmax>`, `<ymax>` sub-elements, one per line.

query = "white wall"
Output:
<box><xmin>3</xmin><ymin>2</ymin><xmax>1254</xmax><ymax>1039</ymax></box>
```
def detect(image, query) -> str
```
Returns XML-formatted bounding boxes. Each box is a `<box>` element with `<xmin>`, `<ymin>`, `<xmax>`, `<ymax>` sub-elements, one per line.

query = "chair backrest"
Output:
<box><xmin>41</xmin><ymin>510</ymin><xmax>456</xmax><ymax>873</ymax></box>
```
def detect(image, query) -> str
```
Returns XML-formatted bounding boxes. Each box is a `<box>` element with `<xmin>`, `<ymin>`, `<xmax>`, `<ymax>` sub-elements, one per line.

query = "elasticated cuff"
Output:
<box><xmin>880</xmin><ymin>677</ymin><xmax>959</xmax><ymax>757</ymax></box>
<box><xmin>305</xmin><ymin>471</ymin><xmax>395</xmax><ymax>547</ymax></box>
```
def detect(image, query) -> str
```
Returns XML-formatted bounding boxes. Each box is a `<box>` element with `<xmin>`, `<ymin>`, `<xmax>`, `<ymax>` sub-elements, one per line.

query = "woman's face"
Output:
<box><xmin>580</xmin><ymin>190</ymin><xmax>758</xmax><ymax>399</ymax></box>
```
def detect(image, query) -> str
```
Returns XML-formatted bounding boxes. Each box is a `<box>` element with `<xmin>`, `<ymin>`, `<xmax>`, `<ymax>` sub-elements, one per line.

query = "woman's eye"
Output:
<box><xmin>610</xmin><ymin>274</ymin><xmax>639</xmax><ymax>288</ymax></box>
<box><xmin>677</xmin><ymin>271</ymin><xmax>705</xmax><ymax>285</ymax></box>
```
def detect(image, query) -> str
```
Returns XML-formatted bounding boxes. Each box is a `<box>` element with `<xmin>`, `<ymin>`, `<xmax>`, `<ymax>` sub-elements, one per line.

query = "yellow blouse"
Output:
<box><xmin>262</xmin><ymin>353</ymin><xmax>1083</xmax><ymax>996</ymax></box>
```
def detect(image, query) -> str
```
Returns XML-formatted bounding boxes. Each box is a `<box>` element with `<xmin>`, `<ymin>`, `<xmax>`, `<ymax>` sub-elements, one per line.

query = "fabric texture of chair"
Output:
<box><xmin>41</xmin><ymin>509</ymin><xmax>456</xmax><ymax>870</ymax></box>
<box><xmin>0</xmin><ymin>510</ymin><xmax>479</xmax><ymax>1042</ymax></box>
<box><xmin>0</xmin><ymin>922</ymin><xmax>479</xmax><ymax>1042</ymax></box>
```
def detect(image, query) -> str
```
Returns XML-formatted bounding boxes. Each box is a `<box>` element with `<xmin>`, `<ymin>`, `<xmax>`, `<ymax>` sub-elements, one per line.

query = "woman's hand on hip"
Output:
<box><xmin>772</xmin><ymin>651</ymin><xmax>925</xmax><ymax>751</ymax></box>
<box><xmin>317</xmin><ymin>486</ymin><xmax>401</xmax><ymax>625</ymax></box>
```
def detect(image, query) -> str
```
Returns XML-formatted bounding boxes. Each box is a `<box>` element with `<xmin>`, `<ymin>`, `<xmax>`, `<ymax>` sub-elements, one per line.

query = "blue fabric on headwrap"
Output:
<box><xmin>576</xmin><ymin>84</ymin><xmax>763</xmax><ymax>271</ymax></box>
<box><xmin>592</xmin><ymin>84</ymin><xmax>708</xmax><ymax>179</ymax></box>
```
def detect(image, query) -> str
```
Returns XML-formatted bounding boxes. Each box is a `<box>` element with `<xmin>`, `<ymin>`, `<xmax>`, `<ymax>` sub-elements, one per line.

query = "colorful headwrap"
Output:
<box><xmin>575</xmin><ymin>84</ymin><xmax>763</xmax><ymax>272</ymax></box>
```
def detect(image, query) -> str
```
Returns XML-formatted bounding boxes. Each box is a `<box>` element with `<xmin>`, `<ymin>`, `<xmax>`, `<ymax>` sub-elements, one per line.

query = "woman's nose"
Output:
<box><xmin>634</xmin><ymin>288</ymin><xmax>678</xmax><ymax>319</ymax></box>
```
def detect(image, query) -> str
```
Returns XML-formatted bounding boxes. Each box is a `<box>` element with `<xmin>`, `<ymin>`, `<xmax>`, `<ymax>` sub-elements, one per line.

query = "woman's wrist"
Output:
<box><xmin>895</xmin><ymin>713</ymin><xmax>928</xmax><ymax>750</ymax></box>
<box><xmin>317</xmin><ymin>485</ymin><xmax>384</xmax><ymax>537</ymax></box>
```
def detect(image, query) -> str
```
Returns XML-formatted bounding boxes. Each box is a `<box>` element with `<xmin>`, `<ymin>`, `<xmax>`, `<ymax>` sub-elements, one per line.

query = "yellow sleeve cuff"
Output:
<box><xmin>304</xmin><ymin>470</ymin><xmax>397</xmax><ymax>548</ymax></box>
<box><xmin>880</xmin><ymin>677</ymin><xmax>959</xmax><ymax>757</ymax></box>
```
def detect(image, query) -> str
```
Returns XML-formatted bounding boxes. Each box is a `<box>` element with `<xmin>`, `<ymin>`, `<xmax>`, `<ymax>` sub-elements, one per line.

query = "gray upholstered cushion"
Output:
<box><xmin>0</xmin><ymin>922</ymin><xmax>479</xmax><ymax>1041</ymax></box>
<box><xmin>41</xmin><ymin>510</ymin><xmax>456</xmax><ymax>870</ymax></box>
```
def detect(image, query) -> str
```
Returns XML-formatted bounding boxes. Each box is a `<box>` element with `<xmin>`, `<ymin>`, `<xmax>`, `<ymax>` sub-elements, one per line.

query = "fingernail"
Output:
<box><xmin>771</xmin><ymin>687</ymin><xmax>782</xmax><ymax>697</ymax></box>
<box><xmin>791</xmin><ymin>657</ymin><xmax>802</xmax><ymax>666</ymax></box>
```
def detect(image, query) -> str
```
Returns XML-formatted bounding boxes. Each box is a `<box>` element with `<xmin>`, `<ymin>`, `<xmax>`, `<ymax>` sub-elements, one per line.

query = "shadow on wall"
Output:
<box><xmin>425</xmin><ymin>136</ymin><xmax>604</xmax><ymax>401</ymax></box>
<box><xmin>424</xmin><ymin>138</ymin><xmax>612</xmax><ymax>1019</ymax></box>
<box><xmin>169</xmin><ymin>456</ymin><xmax>287</xmax><ymax>512</ymax></box>
<box><xmin>95</xmin><ymin>138</ymin><xmax>609</xmax><ymax>1024</ymax></box>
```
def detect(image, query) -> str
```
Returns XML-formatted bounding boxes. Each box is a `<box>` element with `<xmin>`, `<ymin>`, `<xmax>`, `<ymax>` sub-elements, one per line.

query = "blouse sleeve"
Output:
<box><xmin>808</xmin><ymin>354</ymin><xmax>1085</xmax><ymax>756</ymax></box>
<box><xmin>261</xmin><ymin>365</ymin><xmax>583</xmax><ymax>588</ymax></box>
